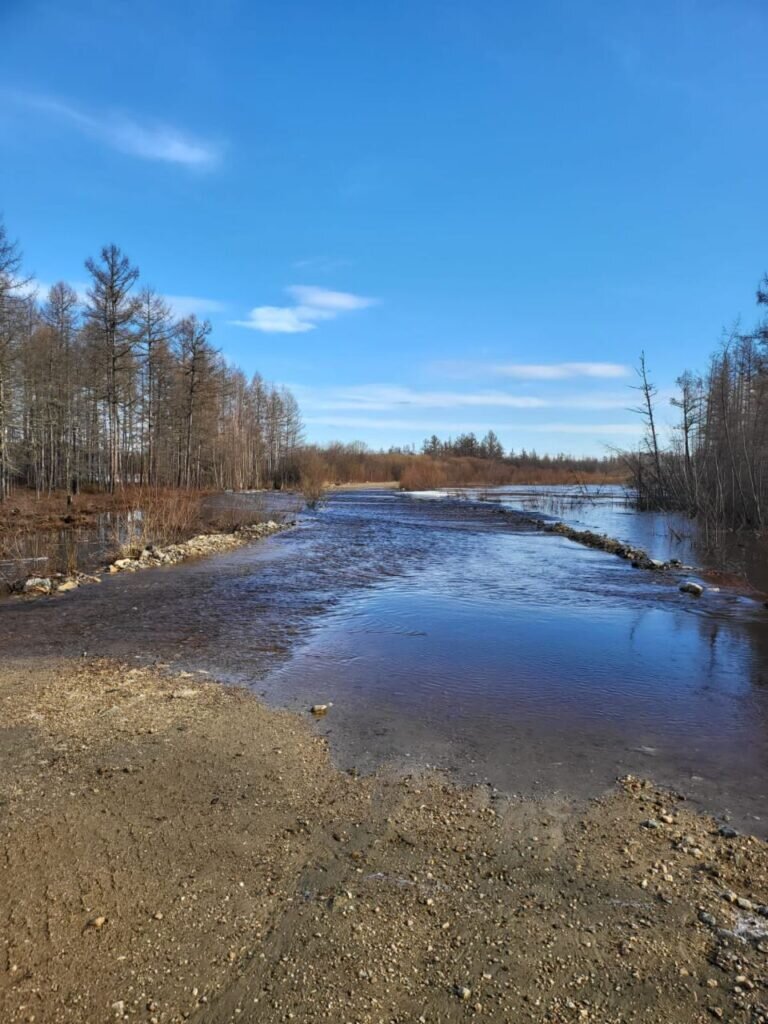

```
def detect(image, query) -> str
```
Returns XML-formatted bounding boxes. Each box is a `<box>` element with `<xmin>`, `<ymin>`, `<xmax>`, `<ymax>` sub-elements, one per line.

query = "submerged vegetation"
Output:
<box><xmin>627</xmin><ymin>275</ymin><xmax>768</xmax><ymax>535</ymax></box>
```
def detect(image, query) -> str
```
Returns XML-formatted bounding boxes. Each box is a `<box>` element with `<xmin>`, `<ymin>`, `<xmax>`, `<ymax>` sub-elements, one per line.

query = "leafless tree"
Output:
<box><xmin>0</xmin><ymin>219</ymin><xmax>306</xmax><ymax>498</ymax></box>
<box><xmin>628</xmin><ymin>280</ymin><xmax>768</xmax><ymax>533</ymax></box>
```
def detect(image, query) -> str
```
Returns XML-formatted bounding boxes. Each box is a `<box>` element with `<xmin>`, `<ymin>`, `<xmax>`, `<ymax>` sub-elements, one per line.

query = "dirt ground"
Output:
<box><xmin>1</xmin><ymin>658</ymin><xmax>766</xmax><ymax>1024</ymax></box>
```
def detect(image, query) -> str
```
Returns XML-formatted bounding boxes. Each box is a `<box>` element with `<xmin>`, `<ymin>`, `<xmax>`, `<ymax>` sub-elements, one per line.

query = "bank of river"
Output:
<box><xmin>1</xmin><ymin>487</ymin><xmax>766</xmax><ymax>836</ymax></box>
<box><xmin>2</xmin><ymin>656</ymin><xmax>767</xmax><ymax>1024</ymax></box>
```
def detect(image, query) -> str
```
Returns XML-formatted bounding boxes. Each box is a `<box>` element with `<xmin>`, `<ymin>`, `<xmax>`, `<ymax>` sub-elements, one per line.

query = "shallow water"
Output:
<box><xmin>444</xmin><ymin>484</ymin><xmax>768</xmax><ymax>590</ymax></box>
<box><xmin>1</xmin><ymin>487</ymin><xmax>766</xmax><ymax>833</ymax></box>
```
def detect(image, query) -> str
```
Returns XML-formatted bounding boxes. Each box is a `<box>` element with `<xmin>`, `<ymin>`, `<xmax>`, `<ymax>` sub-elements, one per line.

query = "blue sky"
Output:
<box><xmin>1</xmin><ymin>0</ymin><xmax>766</xmax><ymax>456</ymax></box>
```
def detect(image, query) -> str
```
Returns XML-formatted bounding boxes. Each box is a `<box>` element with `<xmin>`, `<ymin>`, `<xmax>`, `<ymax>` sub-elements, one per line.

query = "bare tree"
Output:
<box><xmin>83</xmin><ymin>245</ymin><xmax>140</xmax><ymax>491</ymax></box>
<box><xmin>0</xmin><ymin>226</ymin><xmax>307</xmax><ymax>499</ymax></box>
<box><xmin>628</xmin><ymin>279</ymin><xmax>768</xmax><ymax>533</ymax></box>
<box><xmin>0</xmin><ymin>219</ymin><xmax>30</xmax><ymax>499</ymax></box>
<box><xmin>135</xmin><ymin>288</ymin><xmax>173</xmax><ymax>485</ymax></box>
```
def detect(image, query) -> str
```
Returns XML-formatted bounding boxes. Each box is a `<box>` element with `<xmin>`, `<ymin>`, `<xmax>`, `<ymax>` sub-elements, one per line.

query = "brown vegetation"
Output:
<box><xmin>398</xmin><ymin>455</ymin><xmax>625</xmax><ymax>490</ymax></box>
<box><xmin>298</xmin><ymin>450</ymin><xmax>329</xmax><ymax>508</ymax></box>
<box><xmin>0</xmin><ymin>486</ymin><xmax>286</xmax><ymax>588</ymax></box>
<box><xmin>298</xmin><ymin>442</ymin><xmax>626</xmax><ymax>491</ymax></box>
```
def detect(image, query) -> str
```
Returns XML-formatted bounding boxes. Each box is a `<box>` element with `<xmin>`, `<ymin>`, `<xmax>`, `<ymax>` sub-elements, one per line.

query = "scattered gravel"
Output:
<box><xmin>1</xmin><ymin>658</ymin><xmax>767</xmax><ymax>1023</ymax></box>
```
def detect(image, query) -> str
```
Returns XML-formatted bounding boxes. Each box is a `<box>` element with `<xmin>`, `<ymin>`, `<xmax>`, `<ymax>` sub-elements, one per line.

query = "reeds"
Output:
<box><xmin>398</xmin><ymin>456</ymin><xmax>625</xmax><ymax>491</ymax></box>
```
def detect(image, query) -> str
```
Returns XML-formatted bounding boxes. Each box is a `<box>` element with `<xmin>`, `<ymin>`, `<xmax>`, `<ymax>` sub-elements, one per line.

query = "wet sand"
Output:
<box><xmin>2</xmin><ymin>656</ymin><xmax>767</xmax><ymax>1024</ymax></box>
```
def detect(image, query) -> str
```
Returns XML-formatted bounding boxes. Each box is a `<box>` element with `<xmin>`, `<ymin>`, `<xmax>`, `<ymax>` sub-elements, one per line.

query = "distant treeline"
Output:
<box><xmin>303</xmin><ymin>440</ymin><xmax>625</xmax><ymax>490</ymax></box>
<box><xmin>0</xmin><ymin>219</ymin><xmax>303</xmax><ymax>498</ymax></box>
<box><xmin>627</xmin><ymin>275</ymin><xmax>768</xmax><ymax>533</ymax></box>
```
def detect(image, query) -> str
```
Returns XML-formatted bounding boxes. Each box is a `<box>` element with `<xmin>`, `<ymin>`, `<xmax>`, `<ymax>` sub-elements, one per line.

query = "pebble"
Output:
<box><xmin>680</xmin><ymin>581</ymin><xmax>704</xmax><ymax>597</ymax></box>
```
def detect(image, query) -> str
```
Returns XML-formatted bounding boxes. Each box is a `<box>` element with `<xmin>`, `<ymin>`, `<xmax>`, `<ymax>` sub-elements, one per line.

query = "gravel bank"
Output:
<box><xmin>1</xmin><ymin>658</ymin><xmax>766</xmax><ymax>1024</ymax></box>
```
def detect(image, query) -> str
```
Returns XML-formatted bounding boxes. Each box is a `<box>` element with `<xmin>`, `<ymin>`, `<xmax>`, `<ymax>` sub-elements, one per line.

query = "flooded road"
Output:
<box><xmin>2</xmin><ymin>487</ymin><xmax>767</xmax><ymax>833</ymax></box>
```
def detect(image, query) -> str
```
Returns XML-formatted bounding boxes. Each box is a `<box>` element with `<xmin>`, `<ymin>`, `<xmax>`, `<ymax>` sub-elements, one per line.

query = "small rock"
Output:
<box><xmin>680</xmin><ymin>581</ymin><xmax>704</xmax><ymax>597</ymax></box>
<box><xmin>718</xmin><ymin>825</ymin><xmax>738</xmax><ymax>839</ymax></box>
<box><xmin>88</xmin><ymin>915</ymin><xmax>107</xmax><ymax>929</ymax></box>
<box><xmin>642</xmin><ymin>819</ymin><xmax>661</xmax><ymax>830</ymax></box>
<box><xmin>23</xmin><ymin>576</ymin><xmax>52</xmax><ymax>594</ymax></box>
<box><xmin>310</xmin><ymin>704</ymin><xmax>330</xmax><ymax>716</ymax></box>
<box><xmin>455</xmin><ymin>985</ymin><xmax>472</xmax><ymax>1000</ymax></box>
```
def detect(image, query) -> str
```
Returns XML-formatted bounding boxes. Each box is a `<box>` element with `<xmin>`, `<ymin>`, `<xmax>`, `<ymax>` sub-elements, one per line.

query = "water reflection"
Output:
<box><xmin>436</xmin><ymin>484</ymin><xmax>768</xmax><ymax>592</ymax></box>
<box><xmin>1</xmin><ymin>488</ymin><xmax>766</xmax><ymax>832</ymax></box>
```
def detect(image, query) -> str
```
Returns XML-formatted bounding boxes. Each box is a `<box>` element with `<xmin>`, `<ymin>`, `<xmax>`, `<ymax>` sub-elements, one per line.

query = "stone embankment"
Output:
<box><xmin>534</xmin><ymin>519</ymin><xmax>685</xmax><ymax>571</ymax></box>
<box><xmin>9</xmin><ymin>520</ymin><xmax>291</xmax><ymax>598</ymax></box>
<box><xmin>527</xmin><ymin>517</ymin><xmax>718</xmax><ymax>599</ymax></box>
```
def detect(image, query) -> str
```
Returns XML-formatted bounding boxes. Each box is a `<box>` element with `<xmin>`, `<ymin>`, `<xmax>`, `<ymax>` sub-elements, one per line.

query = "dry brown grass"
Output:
<box><xmin>398</xmin><ymin>456</ymin><xmax>627</xmax><ymax>490</ymax></box>
<box><xmin>298</xmin><ymin>451</ymin><xmax>329</xmax><ymax>508</ymax></box>
<box><xmin>117</xmin><ymin>488</ymin><xmax>205</xmax><ymax>555</ymax></box>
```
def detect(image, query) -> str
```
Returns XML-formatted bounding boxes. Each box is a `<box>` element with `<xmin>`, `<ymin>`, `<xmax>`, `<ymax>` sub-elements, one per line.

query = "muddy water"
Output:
<box><xmin>1</xmin><ymin>487</ymin><xmax>766</xmax><ymax>833</ymax></box>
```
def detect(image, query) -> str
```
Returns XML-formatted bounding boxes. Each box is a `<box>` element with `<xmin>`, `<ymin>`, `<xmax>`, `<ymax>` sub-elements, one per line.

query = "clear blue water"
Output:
<box><xmin>2</xmin><ymin>487</ymin><xmax>766</xmax><ymax>831</ymax></box>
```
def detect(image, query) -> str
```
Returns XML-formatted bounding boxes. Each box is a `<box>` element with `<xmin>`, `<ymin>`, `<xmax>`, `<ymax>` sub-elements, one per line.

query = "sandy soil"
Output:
<box><xmin>1</xmin><ymin>657</ymin><xmax>767</xmax><ymax>1024</ymax></box>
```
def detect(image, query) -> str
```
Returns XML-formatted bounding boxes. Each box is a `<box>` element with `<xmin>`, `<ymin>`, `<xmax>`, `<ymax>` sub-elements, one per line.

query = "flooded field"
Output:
<box><xmin>2</xmin><ymin>486</ymin><xmax>766</xmax><ymax>833</ymax></box>
<box><xmin>0</xmin><ymin>490</ymin><xmax>301</xmax><ymax>589</ymax></box>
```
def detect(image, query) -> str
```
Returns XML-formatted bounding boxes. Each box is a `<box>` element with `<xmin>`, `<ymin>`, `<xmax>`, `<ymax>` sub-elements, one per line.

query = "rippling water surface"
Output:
<box><xmin>2</xmin><ymin>487</ymin><xmax>766</xmax><ymax>831</ymax></box>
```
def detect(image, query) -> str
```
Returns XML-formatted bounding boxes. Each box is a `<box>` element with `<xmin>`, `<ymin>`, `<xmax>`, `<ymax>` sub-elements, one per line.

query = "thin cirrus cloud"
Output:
<box><xmin>21</xmin><ymin>279</ymin><xmax>225</xmax><ymax>317</ymax></box>
<box><xmin>302</xmin><ymin>415</ymin><xmax>644</xmax><ymax>437</ymax></box>
<box><xmin>8</xmin><ymin>92</ymin><xmax>221</xmax><ymax>168</ymax></box>
<box><xmin>434</xmin><ymin>360</ymin><xmax>630</xmax><ymax>381</ymax></box>
<box><xmin>164</xmin><ymin>295</ymin><xmax>227</xmax><ymax>317</ymax></box>
<box><xmin>293</xmin><ymin>384</ymin><xmax>633</xmax><ymax>413</ymax></box>
<box><xmin>231</xmin><ymin>285</ymin><xmax>377</xmax><ymax>334</ymax></box>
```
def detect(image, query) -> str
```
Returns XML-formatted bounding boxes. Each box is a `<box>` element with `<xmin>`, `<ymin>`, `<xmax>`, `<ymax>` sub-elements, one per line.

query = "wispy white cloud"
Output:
<box><xmin>8</xmin><ymin>92</ymin><xmax>221</xmax><ymax>168</ymax></box>
<box><xmin>434</xmin><ymin>360</ymin><xmax>630</xmax><ymax>380</ymax></box>
<box><xmin>526</xmin><ymin>422</ymin><xmax>644</xmax><ymax>436</ymax></box>
<box><xmin>21</xmin><ymin>279</ymin><xmax>225</xmax><ymax>317</ymax></box>
<box><xmin>19</xmin><ymin>278</ymin><xmax>90</xmax><ymax>304</ymax></box>
<box><xmin>232</xmin><ymin>285</ymin><xmax>377</xmax><ymax>334</ymax></box>
<box><xmin>291</xmin><ymin>256</ymin><xmax>353</xmax><ymax>273</ymax></box>
<box><xmin>293</xmin><ymin>384</ymin><xmax>632</xmax><ymax>413</ymax></box>
<box><xmin>303</xmin><ymin>414</ymin><xmax>644</xmax><ymax>437</ymax></box>
<box><xmin>164</xmin><ymin>295</ymin><xmax>227</xmax><ymax>317</ymax></box>
<box><xmin>494</xmin><ymin>362</ymin><xmax>630</xmax><ymax>380</ymax></box>
<box><xmin>234</xmin><ymin>306</ymin><xmax>317</xmax><ymax>333</ymax></box>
